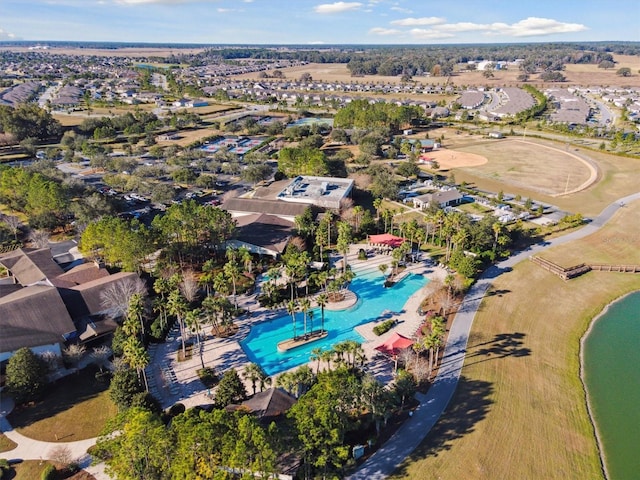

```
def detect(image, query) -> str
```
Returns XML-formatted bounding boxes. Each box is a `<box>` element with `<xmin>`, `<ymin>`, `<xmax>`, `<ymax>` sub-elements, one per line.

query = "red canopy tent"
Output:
<box><xmin>375</xmin><ymin>332</ymin><xmax>414</xmax><ymax>371</ymax></box>
<box><xmin>374</xmin><ymin>332</ymin><xmax>414</xmax><ymax>357</ymax></box>
<box><xmin>368</xmin><ymin>233</ymin><xmax>406</xmax><ymax>248</ymax></box>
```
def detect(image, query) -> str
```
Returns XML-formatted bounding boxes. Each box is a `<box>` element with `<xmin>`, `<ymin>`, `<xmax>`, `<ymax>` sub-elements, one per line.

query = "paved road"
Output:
<box><xmin>348</xmin><ymin>192</ymin><xmax>640</xmax><ymax>479</ymax></box>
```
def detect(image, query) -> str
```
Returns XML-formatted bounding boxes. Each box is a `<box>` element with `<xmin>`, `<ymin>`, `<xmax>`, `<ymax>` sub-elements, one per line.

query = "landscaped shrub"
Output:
<box><xmin>0</xmin><ymin>459</ymin><xmax>12</xmax><ymax>480</ymax></box>
<box><xmin>373</xmin><ymin>319</ymin><xmax>396</xmax><ymax>336</ymax></box>
<box><xmin>197</xmin><ymin>367</ymin><xmax>218</xmax><ymax>389</ymax></box>
<box><xmin>168</xmin><ymin>402</ymin><xmax>186</xmax><ymax>417</ymax></box>
<box><xmin>40</xmin><ymin>463</ymin><xmax>56</xmax><ymax>480</ymax></box>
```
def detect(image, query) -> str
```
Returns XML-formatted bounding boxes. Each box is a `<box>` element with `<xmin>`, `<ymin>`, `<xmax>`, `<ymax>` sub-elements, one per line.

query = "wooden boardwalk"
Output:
<box><xmin>530</xmin><ymin>256</ymin><xmax>640</xmax><ymax>280</ymax></box>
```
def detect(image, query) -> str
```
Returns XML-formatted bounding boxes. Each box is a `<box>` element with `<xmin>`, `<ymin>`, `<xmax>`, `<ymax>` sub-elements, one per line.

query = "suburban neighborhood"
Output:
<box><xmin>0</xmin><ymin>19</ymin><xmax>639</xmax><ymax>480</ymax></box>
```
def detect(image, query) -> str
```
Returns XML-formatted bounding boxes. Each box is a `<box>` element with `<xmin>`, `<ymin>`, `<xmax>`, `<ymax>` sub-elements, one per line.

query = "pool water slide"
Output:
<box><xmin>347</xmin><ymin>193</ymin><xmax>640</xmax><ymax>480</ymax></box>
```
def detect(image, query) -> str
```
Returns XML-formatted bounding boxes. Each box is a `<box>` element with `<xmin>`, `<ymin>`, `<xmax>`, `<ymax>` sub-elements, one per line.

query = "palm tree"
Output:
<box><xmin>300</xmin><ymin>297</ymin><xmax>311</xmax><ymax>338</ymax></box>
<box><xmin>127</xmin><ymin>293</ymin><xmax>146</xmax><ymax>341</ymax></box>
<box><xmin>310</xmin><ymin>347</ymin><xmax>323</xmax><ymax>374</ymax></box>
<box><xmin>379</xmin><ymin>263</ymin><xmax>389</xmax><ymax>282</ymax></box>
<box><xmin>185</xmin><ymin>308</ymin><xmax>205</xmax><ymax>369</ymax></box>
<box><xmin>199</xmin><ymin>259</ymin><xmax>217</xmax><ymax>296</ymax></box>
<box><xmin>373</xmin><ymin>197</ymin><xmax>382</xmax><ymax>229</ymax></box>
<box><xmin>320</xmin><ymin>349</ymin><xmax>333</xmax><ymax>372</ymax></box>
<box><xmin>223</xmin><ymin>257</ymin><xmax>242</xmax><ymax>309</ymax></box>
<box><xmin>286</xmin><ymin>300</ymin><xmax>298</xmax><ymax>340</ymax></box>
<box><xmin>123</xmin><ymin>337</ymin><xmax>150</xmax><ymax>392</ymax></box>
<box><xmin>316</xmin><ymin>293</ymin><xmax>328</xmax><ymax>333</ymax></box>
<box><xmin>243</xmin><ymin>362</ymin><xmax>265</xmax><ymax>396</ymax></box>
<box><xmin>167</xmin><ymin>289</ymin><xmax>189</xmax><ymax>358</ymax></box>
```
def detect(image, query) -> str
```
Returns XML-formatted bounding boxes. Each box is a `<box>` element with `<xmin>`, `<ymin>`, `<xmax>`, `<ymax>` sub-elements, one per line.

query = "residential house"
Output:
<box><xmin>0</xmin><ymin>248</ymin><xmax>139</xmax><ymax>362</ymax></box>
<box><xmin>412</xmin><ymin>189</ymin><xmax>463</xmax><ymax>209</ymax></box>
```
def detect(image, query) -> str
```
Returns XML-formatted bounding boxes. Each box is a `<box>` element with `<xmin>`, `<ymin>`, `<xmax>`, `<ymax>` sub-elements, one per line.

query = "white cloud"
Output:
<box><xmin>217</xmin><ymin>7</ymin><xmax>235</xmax><ymax>13</ymax></box>
<box><xmin>430</xmin><ymin>17</ymin><xmax>587</xmax><ymax>37</ymax></box>
<box><xmin>0</xmin><ymin>27</ymin><xmax>18</xmax><ymax>40</ymax></box>
<box><xmin>409</xmin><ymin>28</ymin><xmax>454</xmax><ymax>40</ymax></box>
<box><xmin>491</xmin><ymin>17</ymin><xmax>588</xmax><ymax>37</ymax></box>
<box><xmin>391</xmin><ymin>17</ymin><xmax>445</xmax><ymax>27</ymax></box>
<box><xmin>390</xmin><ymin>6</ymin><xmax>412</xmax><ymax>14</ymax></box>
<box><xmin>369</xmin><ymin>27</ymin><xmax>401</xmax><ymax>36</ymax></box>
<box><xmin>314</xmin><ymin>2</ymin><xmax>363</xmax><ymax>14</ymax></box>
<box><xmin>433</xmin><ymin>22</ymin><xmax>488</xmax><ymax>33</ymax></box>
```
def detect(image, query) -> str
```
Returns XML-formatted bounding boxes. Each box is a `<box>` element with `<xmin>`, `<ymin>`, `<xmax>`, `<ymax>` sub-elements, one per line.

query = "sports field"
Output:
<box><xmin>453</xmin><ymin>138</ymin><xmax>595</xmax><ymax>196</ymax></box>
<box><xmin>393</xmin><ymin>199</ymin><xmax>640</xmax><ymax>480</ymax></box>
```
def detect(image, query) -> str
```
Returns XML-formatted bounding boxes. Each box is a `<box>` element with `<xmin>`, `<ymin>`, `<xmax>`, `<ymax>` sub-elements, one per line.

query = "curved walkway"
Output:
<box><xmin>0</xmin><ymin>397</ymin><xmax>108</xmax><ymax>479</ymax></box>
<box><xmin>347</xmin><ymin>192</ymin><xmax>640</xmax><ymax>480</ymax></box>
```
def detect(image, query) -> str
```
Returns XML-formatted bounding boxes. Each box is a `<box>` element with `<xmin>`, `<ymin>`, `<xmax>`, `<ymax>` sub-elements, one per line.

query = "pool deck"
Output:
<box><xmin>145</xmin><ymin>244</ymin><xmax>448</xmax><ymax>410</ymax></box>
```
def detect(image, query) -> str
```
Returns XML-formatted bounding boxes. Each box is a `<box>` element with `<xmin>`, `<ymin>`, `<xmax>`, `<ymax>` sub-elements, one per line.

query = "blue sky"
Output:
<box><xmin>1</xmin><ymin>0</ymin><xmax>638</xmax><ymax>44</ymax></box>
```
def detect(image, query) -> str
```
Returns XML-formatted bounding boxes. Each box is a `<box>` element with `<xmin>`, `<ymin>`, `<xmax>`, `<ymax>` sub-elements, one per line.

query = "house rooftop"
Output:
<box><xmin>223</xmin><ymin>197</ymin><xmax>310</xmax><ymax>219</ymax></box>
<box><xmin>0</xmin><ymin>285</ymin><xmax>76</xmax><ymax>353</ymax></box>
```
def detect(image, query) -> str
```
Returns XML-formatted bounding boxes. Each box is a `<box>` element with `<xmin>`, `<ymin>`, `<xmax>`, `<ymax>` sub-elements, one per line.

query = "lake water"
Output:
<box><xmin>583</xmin><ymin>290</ymin><xmax>640</xmax><ymax>480</ymax></box>
<box><xmin>240</xmin><ymin>270</ymin><xmax>428</xmax><ymax>376</ymax></box>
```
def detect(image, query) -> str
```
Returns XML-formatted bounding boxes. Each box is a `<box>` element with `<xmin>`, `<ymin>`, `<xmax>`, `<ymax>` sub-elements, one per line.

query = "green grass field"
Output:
<box><xmin>8</xmin><ymin>367</ymin><xmax>117</xmax><ymax>443</ymax></box>
<box><xmin>392</xmin><ymin>200</ymin><xmax>640</xmax><ymax>479</ymax></box>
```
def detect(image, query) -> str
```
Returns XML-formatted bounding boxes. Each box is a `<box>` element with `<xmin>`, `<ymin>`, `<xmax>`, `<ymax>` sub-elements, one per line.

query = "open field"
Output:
<box><xmin>156</xmin><ymin>126</ymin><xmax>220</xmax><ymax>147</ymax></box>
<box><xmin>450</xmin><ymin>139</ymin><xmax>593</xmax><ymax>196</ymax></box>
<box><xmin>392</xmin><ymin>199</ymin><xmax>640</xmax><ymax>480</ymax></box>
<box><xmin>235</xmin><ymin>55</ymin><xmax>640</xmax><ymax>89</ymax></box>
<box><xmin>433</xmin><ymin>130</ymin><xmax>640</xmax><ymax>216</ymax></box>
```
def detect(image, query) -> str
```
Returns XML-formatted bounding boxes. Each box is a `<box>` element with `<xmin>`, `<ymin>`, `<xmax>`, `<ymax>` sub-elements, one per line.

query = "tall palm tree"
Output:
<box><xmin>223</xmin><ymin>258</ymin><xmax>242</xmax><ymax>309</ymax></box>
<box><xmin>167</xmin><ymin>289</ymin><xmax>188</xmax><ymax>357</ymax></box>
<box><xmin>320</xmin><ymin>349</ymin><xmax>333</xmax><ymax>372</ymax></box>
<box><xmin>185</xmin><ymin>308</ymin><xmax>205</xmax><ymax>369</ymax></box>
<box><xmin>287</xmin><ymin>300</ymin><xmax>298</xmax><ymax>340</ymax></box>
<box><xmin>310</xmin><ymin>347</ymin><xmax>323</xmax><ymax>374</ymax></box>
<box><xmin>123</xmin><ymin>337</ymin><xmax>150</xmax><ymax>392</ymax></box>
<box><xmin>300</xmin><ymin>297</ymin><xmax>311</xmax><ymax>338</ymax></box>
<box><xmin>127</xmin><ymin>293</ymin><xmax>146</xmax><ymax>341</ymax></box>
<box><xmin>243</xmin><ymin>362</ymin><xmax>264</xmax><ymax>396</ymax></box>
<box><xmin>316</xmin><ymin>293</ymin><xmax>328</xmax><ymax>333</ymax></box>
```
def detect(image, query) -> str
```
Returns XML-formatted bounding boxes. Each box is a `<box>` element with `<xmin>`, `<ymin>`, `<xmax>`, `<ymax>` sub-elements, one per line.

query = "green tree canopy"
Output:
<box><xmin>214</xmin><ymin>369</ymin><xmax>247</xmax><ymax>407</ymax></box>
<box><xmin>278</xmin><ymin>146</ymin><xmax>329</xmax><ymax>177</ymax></box>
<box><xmin>80</xmin><ymin>216</ymin><xmax>155</xmax><ymax>272</ymax></box>
<box><xmin>0</xmin><ymin>103</ymin><xmax>62</xmax><ymax>142</ymax></box>
<box><xmin>5</xmin><ymin>347</ymin><xmax>48</xmax><ymax>404</ymax></box>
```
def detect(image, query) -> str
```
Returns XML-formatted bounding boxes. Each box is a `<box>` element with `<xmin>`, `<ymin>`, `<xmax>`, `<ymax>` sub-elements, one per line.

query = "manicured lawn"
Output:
<box><xmin>392</xmin><ymin>200</ymin><xmax>640</xmax><ymax>479</ymax></box>
<box><xmin>0</xmin><ymin>433</ymin><xmax>17</xmax><ymax>452</ymax></box>
<box><xmin>8</xmin><ymin>367</ymin><xmax>117</xmax><ymax>443</ymax></box>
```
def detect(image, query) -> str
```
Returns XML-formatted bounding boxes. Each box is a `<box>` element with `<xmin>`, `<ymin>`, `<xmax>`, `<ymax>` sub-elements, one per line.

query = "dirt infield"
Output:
<box><xmin>425</xmin><ymin>148</ymin><xmax>488</xmax><ymax>170</ymax></box>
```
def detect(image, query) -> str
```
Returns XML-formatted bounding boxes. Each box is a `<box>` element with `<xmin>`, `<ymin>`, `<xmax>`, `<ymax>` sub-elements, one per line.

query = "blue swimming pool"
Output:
<box><xmin>240</xmin><ymin>270</ymin><xmax>428</xmax><ymax>375</ymax></box>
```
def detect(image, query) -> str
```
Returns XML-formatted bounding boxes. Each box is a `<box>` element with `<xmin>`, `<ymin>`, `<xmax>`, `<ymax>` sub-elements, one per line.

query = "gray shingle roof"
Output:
<box><xmin>223</xmin><ymin>198</ymin><xmax>310</xmax><ymax>218</ymax></box>
<box><xmin>0</xmin><ymin>285</ymin><xmax>76</xmax><ymax>352</ymax></box>
<box><xmin>0</xmin><ymin>248</ymin><xmax>64</xmax><ymax>285</ymax></box>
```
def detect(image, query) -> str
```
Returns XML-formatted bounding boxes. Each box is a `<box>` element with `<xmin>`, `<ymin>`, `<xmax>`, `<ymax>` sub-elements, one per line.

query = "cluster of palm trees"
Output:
<box><xmin>374</xmin><ymin>202</ymin><xmax>512</xmax><ymax>269</ymax></box>
<box><xmin>408</xmin><ymin>315</ymin><xmax>446</xmax><ymax>381</ymax></box>
<box><xmin>308</xmin><ymin>340</ymin><xmax>366</xmax><ymax>374</ymax></box>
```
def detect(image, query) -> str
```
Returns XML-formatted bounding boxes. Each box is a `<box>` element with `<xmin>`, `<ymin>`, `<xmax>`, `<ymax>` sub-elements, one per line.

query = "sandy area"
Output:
<box><xmin>423</xmin><ymin>148</ymin><xmax>488</xmax><ymax>170</ymax></box>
